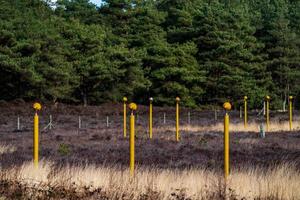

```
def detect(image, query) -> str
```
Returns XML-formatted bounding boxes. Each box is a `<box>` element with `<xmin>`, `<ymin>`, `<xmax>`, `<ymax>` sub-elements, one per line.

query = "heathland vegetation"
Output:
<box><xmin>0</xmin><ymin>102</ymin><xmax>299</xmax><ymax>199</ymax></box>
<box><xmin>0</xmin><ymin>0</ymin><xmax>299</xmax><ymax>108</ymax></box>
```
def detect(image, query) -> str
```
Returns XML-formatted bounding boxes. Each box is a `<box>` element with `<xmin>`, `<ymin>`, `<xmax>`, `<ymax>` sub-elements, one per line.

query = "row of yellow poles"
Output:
<box><xmin>124</xmin><ymin>95</ymin><xmax>294</xmax><ymax>142</ymax></box>
<box><xmin>32</xmin><ymin>99</ymin><xmax>229</xmax><ymax>177</ymax></box>
<box><xmin>124</xmin><ymin>97</ymin><xmax>180</xmax><ymax>176</ymax></box>
<box><xmin>243</xmin><ymin>95</ymin><xmax>294</xmax><ymax>131</ymax></box>
<box><xmin>123</xmin><ymin>97</ymin><xmax>181</xmax><ymax>141</ymax></box>
<box><xmin>124</xmin><ymin>96</ymin><xmax>295</xmax><ymax>178</ymax></box>
<box><xmin>226</xmin><ymin>95</ymin><xmax>294</xmax><ymax>178</ymax></box>
<box><xmin>124</xmin><ymin>97</ymin><xmax>231</xmax><ymax>177</ymax></box>
<box><xmin>32</xmin><ymin>95</ymin><xmax>295</xmax><ymax>177</ymax></box>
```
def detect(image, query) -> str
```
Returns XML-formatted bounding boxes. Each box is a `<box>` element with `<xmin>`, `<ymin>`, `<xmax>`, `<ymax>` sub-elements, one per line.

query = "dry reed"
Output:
<box><xmin>1</xmin><ymin>161</ymin><xmax>299</xmax><ymax>199</ymax></box>
<box><xmin>155</xmin><ymin>121</ymin><xmax>300</xmax><ymax>133</ymax></box>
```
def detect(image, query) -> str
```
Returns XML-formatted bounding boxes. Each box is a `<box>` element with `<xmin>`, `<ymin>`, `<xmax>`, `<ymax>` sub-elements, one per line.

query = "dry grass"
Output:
<box><xmin>155</xmin><ymin>121</ymin><xmax>300</xmax><ymax>133</ymax></box>
<box><xmin>1</xmin><ymin>161</ymin><xmax>299</xmax><ymax>199</ymax></box>
<box><xmin>0</xmin><ymin>144</ymin><xmax>16</xmax><ymax>155</ymax></box>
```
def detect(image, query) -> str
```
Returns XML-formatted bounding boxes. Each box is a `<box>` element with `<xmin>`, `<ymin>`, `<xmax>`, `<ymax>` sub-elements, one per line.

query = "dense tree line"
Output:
<box><xmin>0</xmin><ymin>0</ymin><xmax>299</xmax><ymax>109</ymax></box>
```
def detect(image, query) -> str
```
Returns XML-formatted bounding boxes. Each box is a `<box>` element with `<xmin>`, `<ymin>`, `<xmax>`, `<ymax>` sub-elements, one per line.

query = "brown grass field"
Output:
<box><xmin>0</xmin><ymin>101</ymin><xmax>299</xmax><ymax>199</ymax></box>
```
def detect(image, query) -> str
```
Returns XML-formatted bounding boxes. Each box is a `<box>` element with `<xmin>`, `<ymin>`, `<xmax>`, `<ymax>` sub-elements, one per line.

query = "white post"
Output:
<box><xmin>163</xmin><ymin>112</ymin><xmax>166</xmax><ymax>124</ymax></box>
<box><xmin>49</xmin><ymin>115</ymin><xmax>53</xmax><ymax>130</ymax></box>
<box><xmin>240</xmin><ymin>106</ymin><xmax>242</xmax><ymax>119</ymax></box>
<box><xmin>17</xmin><ymin>116</ymin><xmax>20</xmax><ymax>131</ymax></box>
<box><xmin>214</xmin><ymin>109</ymin><xmax>217</xmax><ymax>121</ymax></box>
<box><xmin>188</xmin><ymin>111</ymin><xmax>191</xmax><ymax>124</ymax></box>
<box><xmin>79</xmin><ymin>116</ymin><xmax>81</xmax><ymax>129</ymax></box>
<box><xmin>106</xmin><ymin>116</ymin><xmax>109</xmax><ymax>127</ymax></box>
<box><xmin>263</xmin><ymin>102</ymin><xmax>266</xmax><ymax>116</ymax></box>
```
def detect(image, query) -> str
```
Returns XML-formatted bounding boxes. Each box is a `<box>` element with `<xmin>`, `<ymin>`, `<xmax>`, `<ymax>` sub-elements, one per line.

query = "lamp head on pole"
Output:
<box><xmin>223</xmin><ymin>102</ymin><xmax>231</xmax><ymax>111</ymax></box>
<box><xmin>33</xmin><ymin>102</ymin><xmax>42</xmax><ymax>111</ymax></box>
<box><xmin>129</xmin><ymin>103</ymin><xmax>137</xmax><ymax>111</ymax></box>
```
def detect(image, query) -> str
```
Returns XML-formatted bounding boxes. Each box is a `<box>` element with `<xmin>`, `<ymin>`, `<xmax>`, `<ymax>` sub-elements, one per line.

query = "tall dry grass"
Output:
<box><xmin>155</xmin><ymin>121</ymin><xmax>300</xmax><ymax>133</ymax></box>
<box><xmin>1</xmin><ymin>161</ymin><xmax>299</xmax><ymax>199</ymax></box>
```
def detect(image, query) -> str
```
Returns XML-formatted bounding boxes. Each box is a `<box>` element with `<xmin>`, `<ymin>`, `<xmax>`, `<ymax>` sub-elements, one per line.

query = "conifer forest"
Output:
<box><xmin>0</xmin><ymin>0</ymin><xmax>299</xmax><ymax>108</ymax></box>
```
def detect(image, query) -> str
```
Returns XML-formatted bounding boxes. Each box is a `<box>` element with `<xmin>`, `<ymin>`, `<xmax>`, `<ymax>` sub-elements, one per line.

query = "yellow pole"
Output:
<box><xmin>34</xmin><ymin>112</ymin><xmax>39</xmax><ymax>168</ymax></box>
<box><xmin>149</xmin><ymin>97</ymin><xmax>153</xmax><ymax>139</ymax></box>
<box><xmin>265</xmin><ymin>96</ymin><xmax>270</xmax><ymax>131</ymax></box>
<box><xmin>289</xmin><ymin>96</ymin><xmax>293</xmax><ymax>131</ymax></box>
<box><xmin>223</xmin><ymin>102</ymin><xmax>231</xmax><ymax>179</ymax></box>
<box><xmin>176</xmin><ymin>97</ymin><xmax>180</xmax><ymax>141</ymax></box>
<box><xmin>244</xmin><ymin>96</ymin><xmax>247</xmax><ymax>128</ymax></box>
<box><xmin>33</xmin><ymin>102</ymin><xmax>41</xmax><ymax>168</ymax></box>
<box><xmin>224</xmin><ymin>113</ymin><xmax>229</xmax><ymax>179</ymax></box>
<box><xmin>123</xmin><ymin>97</ymin><xmax>127</xmax><ymax>138</ymax></box>
<box><xmin>129</xmin><ymin>103</ymin><xmax>137</xmax><ymax>176</ymax></box>
<box><xmin>130</xmin><ymin>112</ymin><xmax>134</xmax><ymax>176</ymax></box>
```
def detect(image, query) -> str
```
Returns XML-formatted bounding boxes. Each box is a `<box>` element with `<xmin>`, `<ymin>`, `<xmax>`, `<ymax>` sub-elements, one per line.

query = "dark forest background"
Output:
<box><xmin>0</xmin><ymin>0</ymin><xmax>299</xmax><ymax>109</ymax></box>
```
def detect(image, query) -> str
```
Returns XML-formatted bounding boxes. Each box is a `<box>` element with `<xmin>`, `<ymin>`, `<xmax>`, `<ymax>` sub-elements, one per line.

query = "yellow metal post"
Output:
<box><xmin>123</xmin><ymin>97</ymin><xmax>127</xmax><ymax>138</ymax></box>
<box><xmin>33</xmin><ymin>103</ymin><xmax>41</xmax><ymax>168</ymax></box>
<box><xmin>265</xmin><ymin>96</ymin><xmax>270</xmax><ymax>131</ymax></box>
<box><xmin>244</xmin><ymin>96</ymin><xmax>248</xmax><ymax>128</ymax></box>
<box><xmin>34</xmin><ymin>113</ymin><xmax>39</xmax><ymax>168</ymax></box>
<box><xmin>224</xmin><ymin>113</ymin><xmax>229</xmax><ymax>179</ymax></box>
<box><xmin>223</xmin><ymin>102</ymin><xmax>231</xmax><ymax>179</ymax></box>
<box><xmin>149</xmin><ymin>97</ymin><xmax>153</xmax><ymax>139</ymax></box>
<box><xmin>129</xmin><ymin>103</ymin><xmax>137</xmax><ymax>176</ymax></box>
<box><xmin>176</xmin><ymin>97</ymin><xmax>180</xmax><ymax>141</ymax></box>
<box><xmin>289</xmin><ymin>96</ymin><xmax>293</xmax><ymax>131</ymax></box>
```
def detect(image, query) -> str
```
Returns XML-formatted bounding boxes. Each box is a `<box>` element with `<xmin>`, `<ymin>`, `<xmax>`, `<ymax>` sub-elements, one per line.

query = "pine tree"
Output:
<box><xmin>193</xmin><ymin>2</ymin><xmax>270</xmax><ymax>108</ymax></box>
<box><xmin>126</xmin><ymin>0</ymin><xmax>206</xmax><ymax>106</ymax></box>
<box><xmin>257</xmin><ymin>0</ymin><xmax>300</xmax><ymax>108</ymax></box>
<box><xmin>55</xmin><ymin>0</ymin><xmax>100</xmax><ymax>24</ymax></box>
<box><xmin>143</xmin><ymin>41</ymin><xmax>205</xmax><ymax>107</ymax></box>
<box><xmin>157</xmin><ymin>0</ymin><xmax>202</xmax><ymax>44</ymax></box>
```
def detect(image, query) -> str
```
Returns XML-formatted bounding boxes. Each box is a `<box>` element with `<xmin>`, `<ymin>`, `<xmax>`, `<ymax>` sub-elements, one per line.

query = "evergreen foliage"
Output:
<box><xmin>0</xmin><ymin>0</ymin><xmax>299</xmax><ymax>108</ymax></box>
